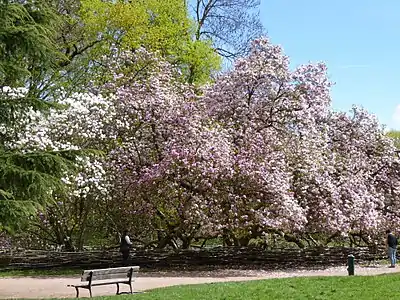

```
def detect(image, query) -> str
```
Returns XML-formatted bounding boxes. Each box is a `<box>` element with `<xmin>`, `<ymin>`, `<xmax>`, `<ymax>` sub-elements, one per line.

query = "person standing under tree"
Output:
<box><xmin>120</xmin><ymin>229</ymin><xmax>132</xmax><ymax>265</ymax></box>
<box><xmin>386</xmin><ymin>229</ymin><xmax>398</xmax><ymax>268</ymax></box>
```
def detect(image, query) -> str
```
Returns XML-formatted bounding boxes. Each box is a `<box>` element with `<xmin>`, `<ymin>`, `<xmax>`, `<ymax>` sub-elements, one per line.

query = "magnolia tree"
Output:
<box><xmin>6</xmin><ymin>89</ymin><xmax>115</xmax><ymax>250</ymax></box>
<box><xmin>98</xmin><ymin>40</ymin><xmax>400</xmax><ymax>247</ymax></box>
<box><xmin>96</xmin><ymin>49</ymin><xmax>229</xmax><ymax>248</ymax></box>
<box><xmin>200</xmin><ymin>39</ymin><xmax>400</xmax><ymax>246</ymax></box>
<box><xmin>8</xmin><ymin>40</ymin><xmax>400</xmax><ymax>249</ymax></box>
<box><xmin>199</xmin><ymin>39</ymin><xmax>332</xmax><ymax>246</ymax></box>
<box><xmin>291</xmin><ymin>107</ymin><xmax>398</xmax><ymax>246</ymax></box>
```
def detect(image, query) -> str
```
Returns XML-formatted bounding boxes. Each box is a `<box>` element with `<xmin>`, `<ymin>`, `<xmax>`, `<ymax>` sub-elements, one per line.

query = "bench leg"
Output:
<box><xmin>116</xmin><ymin>283</ymin><xmax>120</xmax><ymax>295</ymax></box>
<box><xmin>75</xmin><ymin>287</ymin><xmax>79</xmax><ymax>298</ymax></box>
<box><xmin>129</xmin><ymin>282</ymin><xmax>133</xmax><ymax>294</ymax></box>
<box><xmin>89</xmin><ymin>287</ymin><xmax>92</xmax><ymax>298</ymax></box>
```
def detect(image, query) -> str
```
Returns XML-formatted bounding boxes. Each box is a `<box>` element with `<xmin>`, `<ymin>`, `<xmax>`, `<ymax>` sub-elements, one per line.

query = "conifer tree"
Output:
<box><xmin>0</xmin><ymin>0</ymin><xmax>77</xmax><ymax>232</ymax></box>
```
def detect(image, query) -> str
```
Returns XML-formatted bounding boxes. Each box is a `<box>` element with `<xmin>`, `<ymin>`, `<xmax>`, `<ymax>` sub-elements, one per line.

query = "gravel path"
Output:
<box><xmin>0</xmin><ymin>265</ymin><xmax>398</xmax><ymax>299</ymax></box>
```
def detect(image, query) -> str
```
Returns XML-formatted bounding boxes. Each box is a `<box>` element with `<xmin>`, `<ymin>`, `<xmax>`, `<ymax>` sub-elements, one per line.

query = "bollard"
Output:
<box><xmin>347</xmin><ymin>254</ymin><xmax>355</xmax><ymax>276</ymax></box>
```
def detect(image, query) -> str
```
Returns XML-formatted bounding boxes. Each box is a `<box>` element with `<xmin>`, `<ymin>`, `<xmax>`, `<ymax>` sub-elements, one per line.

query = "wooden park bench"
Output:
<box><xmin>67</xmin><ymin>266</ymin><xmax>140</xmax><ymax>298</ymax></box>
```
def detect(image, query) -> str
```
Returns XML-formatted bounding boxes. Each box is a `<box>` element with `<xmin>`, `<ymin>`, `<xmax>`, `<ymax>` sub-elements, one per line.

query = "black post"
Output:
<box><xmin>347</xmin><ymin>254</ymin><xmax>355</xmax><ymax>276</ymax></box>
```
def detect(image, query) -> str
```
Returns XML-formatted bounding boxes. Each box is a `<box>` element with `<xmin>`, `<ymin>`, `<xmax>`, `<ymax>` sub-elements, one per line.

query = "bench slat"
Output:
<box><xmin>80</xmin><ymin>266</ymin><xmax>139</xmax><ymax>282</ymax></box>
<box><xmin>85</xmin><ymin>266</ymin><xmax>139</xmax><ymax>274</ymax></box>
<box><xmin>74</xmin><ymin>279</ymin><xmax>130</xmax><ymax>287</ymax></box>
<box><xmin>91</xmin><ymin>272</ymin><xmax>131</xmax><ymax>281</ymax></box>
<box><xmin>91</xmin><ymin>279</ymin><xmax>130</xmax><ymax>286</ymax></box>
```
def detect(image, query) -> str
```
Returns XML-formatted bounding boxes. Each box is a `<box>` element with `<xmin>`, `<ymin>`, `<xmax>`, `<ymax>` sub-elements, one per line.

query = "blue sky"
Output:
<box><xmin>259</xmin><ymin>0</ymin><xmax>400</xmax><ymax>130</ymax></box>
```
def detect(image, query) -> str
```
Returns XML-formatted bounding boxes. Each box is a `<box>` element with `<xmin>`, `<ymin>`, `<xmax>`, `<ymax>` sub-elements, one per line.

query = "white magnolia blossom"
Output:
<box><xmin>1</xmin><ymin>86</ymin><xmax>29</xmax><ymax>99</ymax></box>
<box><xmin>4</xmin><ymin>88</ymin><xmax>114</xmax><ymax>200</ymax></box>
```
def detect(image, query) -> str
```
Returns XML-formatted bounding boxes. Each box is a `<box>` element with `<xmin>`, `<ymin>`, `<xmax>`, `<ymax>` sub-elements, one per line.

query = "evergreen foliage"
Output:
<box><xmin>0</xmin><ymin>0</ymin><xmax>62</xmax><ymax>88</ymax></box>
<box><xmin>0</xmin><ymin>0</ymin><xmax>77</xmax><ymax>232</ymax></box>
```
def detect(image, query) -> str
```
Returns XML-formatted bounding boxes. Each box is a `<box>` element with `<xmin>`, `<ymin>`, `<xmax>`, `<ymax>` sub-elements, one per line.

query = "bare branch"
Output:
<box><xmin>192</xmin><ymin>0</ymin><xmax>264</xmax><ymax>59</ymax></box>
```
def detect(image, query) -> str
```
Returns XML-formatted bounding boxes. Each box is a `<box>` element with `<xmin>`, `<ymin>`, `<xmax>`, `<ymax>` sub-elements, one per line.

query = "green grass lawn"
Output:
<box><xmin>38</xmin><ymin>274</ymin><xmax>400</xmax><ymax>300</ymax></box>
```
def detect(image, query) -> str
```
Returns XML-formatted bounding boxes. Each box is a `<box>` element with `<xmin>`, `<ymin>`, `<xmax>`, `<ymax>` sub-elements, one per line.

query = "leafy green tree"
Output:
<box><xmin>387</xmin><ymin>130</ymin><xmax>400</xmax><ymax>149</ymax></box>
<box><xmin>79</xmin><ymin>0</ymin><xmax>221</xmax><ymax>84</ymax></box>
<box><xmin>0</xmin><ymin>0</ymin><xmax>77</xmax><ymax>232</ymax></box>
<box><xmin>2</xmin><ymin>0</ymin><xmax>222</xmax><ymax>97</ymax></box>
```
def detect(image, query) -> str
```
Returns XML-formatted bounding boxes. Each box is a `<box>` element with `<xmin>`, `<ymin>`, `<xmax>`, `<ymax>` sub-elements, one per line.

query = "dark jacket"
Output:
<box><xmin>388</xmin><ymin>233</ymin><xmax>398</xmax><ymax>249</ymax></box>
<box><xmin>120</xmin><ymin>234</ymin><xmax>131</xmax><ymax>251</ymax></box>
